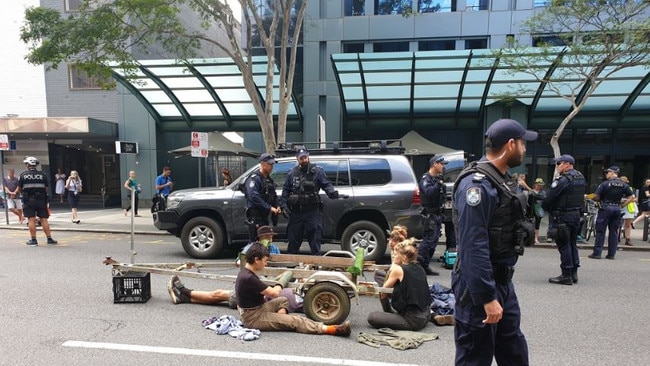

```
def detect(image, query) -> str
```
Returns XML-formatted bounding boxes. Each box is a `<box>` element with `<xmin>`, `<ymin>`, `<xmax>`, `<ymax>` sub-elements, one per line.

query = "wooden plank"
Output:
<box><xmin>268</xmin><ymin>253</ymin><xmax>374</xmax><ymax>268</ymax></box>
<box><xmin>259</xmin><ymin>267</ymin><xmax>353</xmax><ymax>280</ymax></box>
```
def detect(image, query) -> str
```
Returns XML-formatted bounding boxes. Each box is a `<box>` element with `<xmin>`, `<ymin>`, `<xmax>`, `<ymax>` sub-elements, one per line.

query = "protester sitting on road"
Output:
<box><xmin>236</xmin><ymin>242</ymin><xmax>351</xmax><ymax>336</ymax></box>
<box><xmin>374</xmin><ymin>225</ymin><xmax>408</xmax><ymax>286</ymax></box>
<box><xmin>236</xmin><ymin>225</ymin><xmax>281</xmax><ymax>267</ymax></box>
<box><xmin>367</xmin><ymin>238</ymin><xmax>432</xmax><ymax>331</ymax></box>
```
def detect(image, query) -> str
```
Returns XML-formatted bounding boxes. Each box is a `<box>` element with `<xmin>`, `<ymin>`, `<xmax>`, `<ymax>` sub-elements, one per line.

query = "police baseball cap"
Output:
<box><xmin>605</xmin><ymin>166</ymin><xmax>620</xmax><ymax>173</ymax></box>
<box><xmin>429</xmin><ymin>155</ymin><xmax>449</xmax><ymax>166</ymax></box>
<box><xmin>534</xmin><ymin>178</ymin><xmax>545</xmax><ymax>185</ymax></box>
<box><xmin>485</xmin><ymin>119</ymin><xmax>538</xmax><ymax>147</ymax></box>
<box><xmin>258</xmin><ymin>153</ymin><xmax>275</xmax><ymax>164</ymax></box>
<box><xmin>553</xmin><ymin>154</ymin><xmax>575</xmax><ymax>165</ymax></box>
<box><xmin>257</xmin><ymin>225</ymin><xmax>277</xmax><ymax>237</ymax></box>
<box><xmin>297</xmin><ymin>148</ymin><xmax>309</xmax><ymax>158</ymax></box>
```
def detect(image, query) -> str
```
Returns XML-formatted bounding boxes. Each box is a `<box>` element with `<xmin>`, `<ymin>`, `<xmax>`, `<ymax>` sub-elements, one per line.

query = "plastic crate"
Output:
<box><xmin>112</xmin><ymin>271</ymin><xmax>151</xmax><ymax>303</ymax></box>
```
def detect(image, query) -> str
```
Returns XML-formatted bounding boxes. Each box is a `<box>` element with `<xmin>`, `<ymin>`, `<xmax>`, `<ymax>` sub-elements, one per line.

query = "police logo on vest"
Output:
<box><xmin>551</xmin><ymin>181</ymin><xmax>558</xmax><ymax>188</ymax></box>
<box><xmin>249</xmin><ymin>181</ymin><xmax>255</xmax><ymax>188</ymax></box>
<box><xmin>466</xmin><ymin>187</ymin><xmax>481</xmax><ymax>206</ymax></box>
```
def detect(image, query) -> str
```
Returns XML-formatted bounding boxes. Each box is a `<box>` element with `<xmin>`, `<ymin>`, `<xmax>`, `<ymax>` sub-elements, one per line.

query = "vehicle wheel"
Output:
<box><xmin>180</xmin><ymin>217</ymin><xmax>224</xmax><ymax>259</ymax></box>
<box><xmin>341</xmin><ymin>220</ymin><xmax>386</xmax><ymax>262</ymax></box>
<box><xmin>303</xmin><ymin>282</ymin><xmax>351</xmax><ymax>325</ymax></box>
<box><xmin>586</xmin><ymin>216</ymin><xmax>595</xmax><ymax>241</ymax></box>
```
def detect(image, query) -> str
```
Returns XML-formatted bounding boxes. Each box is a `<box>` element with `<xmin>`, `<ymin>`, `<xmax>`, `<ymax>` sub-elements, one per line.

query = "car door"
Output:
<box><xmin>313</xmin><ymin>158</ymin><xmax>353</xmax><ymax>238</ymax></box>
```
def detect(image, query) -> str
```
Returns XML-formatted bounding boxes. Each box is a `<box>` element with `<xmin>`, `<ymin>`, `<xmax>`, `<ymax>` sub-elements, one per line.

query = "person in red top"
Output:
<box><xmin>235</xmin><ymin>242</ymin><xmax>351</xmax><ymax>336</ymax></box>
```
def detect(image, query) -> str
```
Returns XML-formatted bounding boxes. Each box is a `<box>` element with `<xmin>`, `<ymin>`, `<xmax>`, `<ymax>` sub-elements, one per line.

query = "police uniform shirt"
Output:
<box><xmin>18</xmin><ymin>168</ymin><xmax>49</xmax><ymax>197</ymax></box>
<box><xmin>281</xmin><ymin>164</ymin><xmax>337</xmax><ymax>201</ymax></box>
<box><xmin>454</xmin><ymin>161</ymin><xmax>516</xmax><ymax>305</ymax></box>
<box><xmin>419</xmin><ymin>172</ymin><xmax>443</xmax><ymax>208</ymax></box>
<box><xmin>595</xmin><ymin>177</ymin><xmax>633</xmax><ymax>204</ymax></box>
<box><xmin>542</xmin><ymin>168</ymin><xmax>584</xmax><ymax>212</ymax></box>
<box><xmin>245</xmin><ymin>173</ymin><xmax>274</xmax><ymax>213</ymax></box>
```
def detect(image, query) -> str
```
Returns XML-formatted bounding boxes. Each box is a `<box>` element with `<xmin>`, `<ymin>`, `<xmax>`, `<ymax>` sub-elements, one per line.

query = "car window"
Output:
<box><xmin>315</xmin><ymin>159</ymin><xmax>350</xmax><ymax>187</ymax></box>
<box><xmin>350</xmin><ymin>158</ymin><xmax>391</xmax><ymax>186</ymax></box>
<box><xmin>269</xmin><ymin>161</ymin><xmax>295</xmax><ymax>185</ymax></box>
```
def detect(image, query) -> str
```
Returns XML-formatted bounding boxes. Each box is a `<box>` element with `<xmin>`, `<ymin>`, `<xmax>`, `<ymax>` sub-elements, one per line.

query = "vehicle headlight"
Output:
<box><xmin>166</xmin><ymin>195</ymin><xmax>184</xmax><ymax>209</ymax></box>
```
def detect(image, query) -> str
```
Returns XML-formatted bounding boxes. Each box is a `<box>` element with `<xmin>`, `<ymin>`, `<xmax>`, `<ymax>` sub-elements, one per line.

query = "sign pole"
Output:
<box><xmin>0</xmin><ymin>135</ymin><xmax>10</xmax><ymax>225</ymax></box>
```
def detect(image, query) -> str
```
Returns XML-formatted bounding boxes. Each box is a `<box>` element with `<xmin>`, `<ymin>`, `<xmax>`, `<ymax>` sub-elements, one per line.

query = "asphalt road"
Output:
<box><xmin>2</xmin><ymin>231</ymin><xmax>649</xmax><ymax>366</ymax></box>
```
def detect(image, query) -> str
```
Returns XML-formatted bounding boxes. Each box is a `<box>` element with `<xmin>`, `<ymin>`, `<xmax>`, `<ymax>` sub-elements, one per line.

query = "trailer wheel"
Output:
<box><xmin>303</xmin><ymin>282</ymin><xmax>350</xmax><ymax>325</ymax></box>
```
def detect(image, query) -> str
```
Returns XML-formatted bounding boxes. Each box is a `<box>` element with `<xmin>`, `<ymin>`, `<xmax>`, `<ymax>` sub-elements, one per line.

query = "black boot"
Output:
<box><xmin>549</xmin><ymin>275</ymin><xmax>573</xmax><ymax>285</ymax></box>
<box><xmin>571</xmin><ymin>271</ymin><xmax>578</xmax><ymax>284</ymax></box>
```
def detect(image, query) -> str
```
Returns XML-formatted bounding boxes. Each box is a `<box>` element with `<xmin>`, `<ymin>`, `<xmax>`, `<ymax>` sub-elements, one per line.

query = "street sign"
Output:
<box><xmin>0</xmin><ymin>134</ymin><xmax>8</xmax><ymax>150</ymax></box>
<box><xmin>190</xmin><ymin>132</ymin><xmax>208</xmax><ymax>158</ymax></box>
<box><xmin>115</xmin><ymin>141</ymin><xmax>139</xmax><ymax>154</ymax></box>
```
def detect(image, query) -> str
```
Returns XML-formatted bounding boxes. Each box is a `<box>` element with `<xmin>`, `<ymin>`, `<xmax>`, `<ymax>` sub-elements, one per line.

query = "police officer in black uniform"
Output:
<box><xmin>452</xmin><ymin>119</ymin><xmax>536</xmax><ymax>365</ymax></box>
<box><xmin>18</xmin><ymin>156</ymin><xmax>57</xmax><ymax>246</ymax></box>
<box><xmin>281</xmin><ymin>148</ymin><xmax>340</xmax><ymax>255</ymax></box>
<box><xmin>589</xmin><ymin>166</ymin><xmax>635</xmax><ymax>260</ymax></box>
<box><xmin>418</xmin><ymin>155</ymin><xmax>449</xmax><ymax>275</ymax></box>
<box><xmin>244</xmin><ymin>153</ymin><xmax>281</xmax><ymax>243</ymax></box>
<box><xmin>542</xmin><ymin>154</ymin><xmax>586</xmax><ymax>285</ymax></box>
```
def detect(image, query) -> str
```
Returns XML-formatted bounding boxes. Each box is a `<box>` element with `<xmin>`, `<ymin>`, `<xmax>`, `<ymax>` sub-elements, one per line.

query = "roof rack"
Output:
<box><xmin>275</xmin><ymin>140</ymin><xmax>405</xmax><ymax>157</ymax></box>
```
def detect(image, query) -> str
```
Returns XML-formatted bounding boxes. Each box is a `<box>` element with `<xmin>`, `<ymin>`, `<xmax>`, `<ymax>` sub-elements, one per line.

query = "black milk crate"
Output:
<box><xmin>112</xmin><ymin>271</ymin><xmax>151</xmax><ymax>303</ymax></box>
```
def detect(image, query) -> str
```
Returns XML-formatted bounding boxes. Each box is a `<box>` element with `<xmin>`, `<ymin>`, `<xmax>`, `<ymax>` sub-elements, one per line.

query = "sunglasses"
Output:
<box><xmin>556</xmin><ymin>162</ymin><xmax>564</xmax><ymax>166</ymax></box>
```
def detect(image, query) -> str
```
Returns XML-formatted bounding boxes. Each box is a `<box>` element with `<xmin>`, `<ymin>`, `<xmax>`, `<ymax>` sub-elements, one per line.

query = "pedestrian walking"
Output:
<box><xmin>280</xmin><ymin>148</ymin><xmax>342</xmax><ymax>255</ymax></box>
<box><xmin>65</xmin><ymin>170</ymin><xmax>82</xmax><ymax>224</ymax></box>
<box><xmin>4</xmin><ymin>168</ymin><xmax>24</xmax><ymax>224</ymax></box>
<box><xmin>18</xmin><ymin>157</ymin><xmax>57</xmax><ymax>246</ymax></box>
<box><xmin>589</xmin><ymin>166</ymin><xmax>635</xmax><ymax>259</ymax></box>
<box><xmin>123</xmin><ymin>170</ymin><xmax>141</xmax><ymax>217</ymax></box>
<box><xmin>452</xmin><ymin>118</ymin><xmax>536</xmax><ymax>365</ymax></box>
<box><xmin>417</xmin><ymin>155</ymin><xmax>449</xmax><ymax>275</ymax></box>
<box><xmin>542</xmin><ymin>155</ymin><xmax>586</xmax><ymax>285</ymax></box>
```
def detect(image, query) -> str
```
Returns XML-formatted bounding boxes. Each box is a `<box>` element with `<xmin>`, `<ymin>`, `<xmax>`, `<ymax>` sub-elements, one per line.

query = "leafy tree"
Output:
<box><xmin>496</xmin><ymin>0</ymin><xmax>650</xmax><ymax>159</ymax></box>
<box><xmin>20</xmin><ymin>0</ymin><xmax>308</xmax><ymax>154</ymax></box>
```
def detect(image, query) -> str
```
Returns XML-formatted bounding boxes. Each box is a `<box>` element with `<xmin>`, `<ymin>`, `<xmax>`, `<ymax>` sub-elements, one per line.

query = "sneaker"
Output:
<box><xmin>333</xmin><ymin>321</ymin><xmax>351</xmax><ymax>337</ymax></box>
<box><xmin>47</xmin><ymin>238</ymin><xmax>58</xmax><ymax>245</ymax></box>
<box><xmin>432</xmin><ymin>314</ymin><xmax>455</xmax><ymax>326</ymax></box>
<box><xmin>546</xmin><ymin>238</ymin><xmax>554</xmax><ymax>243</ymax></box>
<box><xmin>167</xmin><ymin>276</ymin><xmax>190</xmax><ymax>304</ymax></box>
<box><xmin>26</xmin><ymin>239</ymin><xmax>38</xmax><ymax>246</ymax></box>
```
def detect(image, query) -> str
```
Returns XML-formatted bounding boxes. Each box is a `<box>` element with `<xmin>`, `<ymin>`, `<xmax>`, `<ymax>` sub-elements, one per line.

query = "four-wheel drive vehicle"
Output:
<box><xmin>153</xmin><ymin>152</ymin><xmax>423</xmax><ymax>261</ymax></box>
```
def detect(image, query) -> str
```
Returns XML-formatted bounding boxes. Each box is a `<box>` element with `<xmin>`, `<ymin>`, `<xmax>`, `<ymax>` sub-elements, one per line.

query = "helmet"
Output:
<box><xmin>23</xmin><ymin>156</ymin><xmax>39</xmax><ymax>166</ymax></box>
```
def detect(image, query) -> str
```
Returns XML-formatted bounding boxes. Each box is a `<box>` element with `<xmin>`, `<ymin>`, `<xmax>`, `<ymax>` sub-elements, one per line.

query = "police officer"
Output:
<box><xmin>589</xmin><ymin>166</ymin><xmax>635</xmax><ymax>260</ymax></box>
<box><xmin>244</xmin><ymin>153</ymin><xmax>281</xmax><ymax>242</ymax></box>
<box><xmin>281</xmin><ymin>148</ymin><xmax>340</xmax><ymax>255</ymax></box>
<box><xmin>452</xmin><ymin>119</ymin><xmax>536</xmax><ymax>365</ymax></box>
<box><xmin>18</xmin><ymin>156</ymin><xmax>58</xmax><ymax>246</ymax></box>
<box><xmin>542</xmin><ymin>154</ymin><xmax>586</xmax><ymax>285</ymax></box>
<box><xmin>418</xmin><ymin>155</ymin><xmax>448</xmax><ymax>275</ymax></box>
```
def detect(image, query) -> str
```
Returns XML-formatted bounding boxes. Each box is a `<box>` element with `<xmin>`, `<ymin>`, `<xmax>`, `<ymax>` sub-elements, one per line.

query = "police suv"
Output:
<box><xmin>153</xmin><ymin>143</ymin><xmax>423</xmax><ymax>261</ymax></box>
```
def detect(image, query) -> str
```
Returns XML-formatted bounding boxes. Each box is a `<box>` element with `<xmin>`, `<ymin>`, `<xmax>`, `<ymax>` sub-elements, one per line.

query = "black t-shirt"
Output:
<box><xmin>235</xmin><ymin>267</ymin><xmax>268</xmax><ymax>308</ymax></box>
<box><xmin>391</xmin><ymin>263</ymin><xmax>432</xmax><ymax>313</ymax></box>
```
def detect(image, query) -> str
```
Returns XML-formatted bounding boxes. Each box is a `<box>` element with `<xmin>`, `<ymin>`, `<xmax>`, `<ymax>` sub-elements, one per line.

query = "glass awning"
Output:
<box><xmin>331</xmin><ymin>49</ymin><xmax>650</xmax><ymax>129</ymax></box>
<box><xmin>110</xmin><ymin>57</ymin><xmax>302</xmax><ymax>132</ymax></box>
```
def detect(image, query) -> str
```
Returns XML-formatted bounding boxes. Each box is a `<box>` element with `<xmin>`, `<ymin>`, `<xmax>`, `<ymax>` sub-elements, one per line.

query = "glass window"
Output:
<box><xmin>533</xmin><ymin>0</ymin><xmax>550</xmax><ymax>7</ymax></box>
<box><xmin>465</xmin><ymin>38</ymin><xmax>488</xmax><ymax>50</ymax></box>
<box><xmin>532</xmin><ymin>35</ymin><xmax>571</xmax><ymax>47</ymax></box>
<box><xmin>268</xmin><ymin>161</ymin><xmax>295</xmax><ymax>188</ymax></box>
<box><xmin>375</xmin><ymin>0</ymin><xmax>413</xmax><ymax>15</ymax></box>
<box><xmin>373</xmin><ymin>41</ymin><xmax>410</xmax><ymax>53</ymax></box>
<box><xmin>314</xmin><ymin>160</ymin><xmax>350</xmax><ymax>187</ymax></box>
<box><xmin>465</xmin><ymin>0</ymin><xmax>489</xmax><ymax>11</ymax></box>
<box><xmin>68</xmin><ymin>66</ymin><xmax>104</xmax><ymax>90</ymax></box>
<box><xmin>343</xmin><ymin>43</ymin><xmax>365</xmax><ymax>53</ymax></box>
<box><xmin>64</xmin><ymin>0</ymin><xmax>82</xmax><ymax>11</ymax></box>
<box><xmin>345</xmin><ymin>0</ymin><xmax>366</xmax><ymax>16</ymax></box>
<box><xmin>419</xmin><ymin>0</ymin><xmax>456</xmax><ymax>13</ymax></box>
<box><xmin>419</xmin><ymin>40</ymin><xmax>456</xmax><ymax>51</ymax></box>
<box><xmin>350</xmin><ymin>158</ymin><xmax>391</xmax><ymax>186</ymax></box>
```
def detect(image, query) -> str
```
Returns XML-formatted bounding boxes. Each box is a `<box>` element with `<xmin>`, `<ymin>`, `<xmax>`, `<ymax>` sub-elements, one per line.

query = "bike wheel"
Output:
<box><xmin>586</xmin><ymin>215</ymin><xmax>596</xmax><ymax>241</ymax></box>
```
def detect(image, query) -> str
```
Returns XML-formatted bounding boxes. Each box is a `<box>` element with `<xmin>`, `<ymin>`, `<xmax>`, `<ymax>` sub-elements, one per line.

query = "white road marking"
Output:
<box><xmin>62</xmin><ymin>340</ymin><xmax>420</xmax><ymax>366</ymax></box>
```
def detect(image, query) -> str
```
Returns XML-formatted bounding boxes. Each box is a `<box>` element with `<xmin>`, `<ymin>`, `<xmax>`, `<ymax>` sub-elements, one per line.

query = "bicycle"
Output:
<box><xmin>581</xmin><ymin>199</ymin><xmax>599</xmax><ymax>241</ymax></box>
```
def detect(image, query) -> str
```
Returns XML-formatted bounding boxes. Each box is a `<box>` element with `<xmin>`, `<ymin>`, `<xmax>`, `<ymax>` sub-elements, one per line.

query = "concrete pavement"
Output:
<box><xmin>1</xmin><ymin>202</ymin><xmax>649</xmax><ymax>250</ymax></box>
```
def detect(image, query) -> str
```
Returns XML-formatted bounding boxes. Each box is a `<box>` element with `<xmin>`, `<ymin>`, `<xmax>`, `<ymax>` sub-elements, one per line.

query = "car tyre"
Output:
<box><xmin>341</xmin><ymin>220</ymin><xmax>386</xmax><ymax>262</ymax></box>
<box><xmin>181</xmin><ymin>217</ymin><xmax>224</xmax><ymax>259</ymax></box>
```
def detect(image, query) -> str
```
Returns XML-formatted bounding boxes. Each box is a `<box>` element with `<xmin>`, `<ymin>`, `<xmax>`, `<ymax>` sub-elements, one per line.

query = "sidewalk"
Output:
<box><xmin>0</xmin><ymin>204</ymin><xmax>165</xmax><ymax>235</ymax></box>
<box><xmin>1</xmin><ymin>205</ymin><xmax>649</xmax><ymax>250</ymax></box>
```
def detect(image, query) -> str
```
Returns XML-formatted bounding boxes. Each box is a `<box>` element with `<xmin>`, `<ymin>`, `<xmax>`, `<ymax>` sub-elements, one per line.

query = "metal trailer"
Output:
<box><xmin>104</xmin><ymin>250</ymin><xmax>392</xmax><ymax>325</ymax></box>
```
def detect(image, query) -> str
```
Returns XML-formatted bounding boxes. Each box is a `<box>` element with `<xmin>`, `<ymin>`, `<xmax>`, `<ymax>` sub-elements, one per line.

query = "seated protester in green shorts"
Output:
<box><xmin>236</xmin><ymin>242</ymin><xmax>351</xmax><ymax>336</ymax></box>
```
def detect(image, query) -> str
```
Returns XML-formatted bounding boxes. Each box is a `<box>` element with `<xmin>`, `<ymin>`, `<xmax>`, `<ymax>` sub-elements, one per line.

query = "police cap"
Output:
<box><xmin>297</xmin><ymin>149</ymin><xmax>309</xmax><ymax>158</ymax></box>
<box><xmin>429</xmin><ymin>155</ymin><xmax>449</xmax><ymax>166</ymax></box>
<box><xmin>258</xmin><ymin>153</ymin><xmax>276</xmax><ymax>164</ymax></box>
<box><xmin>485</xmin><ymin>119</ymin><xmax>538</xmax><ymax>147</ymax></box>
<box><xmin>553</xmin><ymin>154</ymin><xmax>575</xmax><ymax>165</ymax></box>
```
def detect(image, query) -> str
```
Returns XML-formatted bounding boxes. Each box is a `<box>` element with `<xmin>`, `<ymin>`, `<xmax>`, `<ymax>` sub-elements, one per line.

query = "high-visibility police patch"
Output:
<box><xmin>466</xmin><ymin>187</ymin><xmax>481</xmax><ymax>206</ymax></box>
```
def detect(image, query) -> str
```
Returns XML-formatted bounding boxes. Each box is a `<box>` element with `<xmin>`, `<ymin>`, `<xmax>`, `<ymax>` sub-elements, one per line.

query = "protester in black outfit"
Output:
<box><xmin>18</xmin><ymin>157</ymin><xmax>57</xmax><ymax>246</ymax></box>
<box><xmin>542</xmin><ymin>155</ymin><xmax>586</xmax><ymax>285</ymax></box>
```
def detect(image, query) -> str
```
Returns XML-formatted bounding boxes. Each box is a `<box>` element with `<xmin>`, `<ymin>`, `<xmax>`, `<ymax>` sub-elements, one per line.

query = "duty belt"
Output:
<box><xmin>492</xmin><ymin>263</ymin><xmax>515</xmax><ymax>285</ymax></box>
<box><xmin>601</xmin><ymin>201</ymin><xmax>620</xmax><ymax>207</ymax></box>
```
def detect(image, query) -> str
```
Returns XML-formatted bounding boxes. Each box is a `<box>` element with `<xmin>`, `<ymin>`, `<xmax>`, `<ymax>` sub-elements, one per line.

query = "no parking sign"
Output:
<box><xmin>190</xmin><ymin>132</ymin><xmax>208</xmax><ymax>158</ymax></box>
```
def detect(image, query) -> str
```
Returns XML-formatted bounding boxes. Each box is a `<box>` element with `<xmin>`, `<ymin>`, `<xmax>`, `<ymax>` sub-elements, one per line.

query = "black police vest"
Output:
<box><xmin>19</xmin><ymin>169</ymin><xmax>48</xmax><ymax>200</ymax></box>
<box><xmin>453</xmin><ymin>162</ymin><xmax>529</xmax><ymax>260</ymax></box>
<box><xmin>601</xmin><ymin>178</ymin><xmax>628</xmax><ymax>203</ymax></box>
<box><xmin>245</xmin><ymin>174</ymin><xmax>276</xmax><ymax>206</ymax></box>
<box><xmin>290</xmin><ymin>164</ymin><xmax>320</xmax><ymax>205</ymax></box>
<box><xmin>420</xmin><ymin>173</ymin><xmax>445</xmax><ymax>209</ymax></box>
<box><xmin>556</xmin><ymin>169</ymin><xmax>586</xmax><ymax>210</ymax></box>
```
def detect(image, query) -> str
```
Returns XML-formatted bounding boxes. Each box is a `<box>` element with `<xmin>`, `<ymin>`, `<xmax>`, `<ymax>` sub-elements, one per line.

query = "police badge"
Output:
<box><xmin>466</xmin><ymin>187</ymin><xmax>481</xmax><ymax>206</ymax></box>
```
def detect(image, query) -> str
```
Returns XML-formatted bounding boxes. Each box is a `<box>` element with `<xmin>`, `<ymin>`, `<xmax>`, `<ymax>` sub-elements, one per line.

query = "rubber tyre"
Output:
<box><xmin>303</xmin><ymin>282</ymin><xmax>351</xmax><ymax>325</ymax></box>
<box><xmin>180</xmin><ymin>217</ymin><xmax>224</xmax><ymax>259</ymax></box>
<box><xmin>341</xmin><ymin>220</ymin><xmax>386</xmax><ymax>262</ymax></box>
<box><xmin>586</xmin><ymin>216</ymin><xmax>595</xmax><ymax>241</ymax></box>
